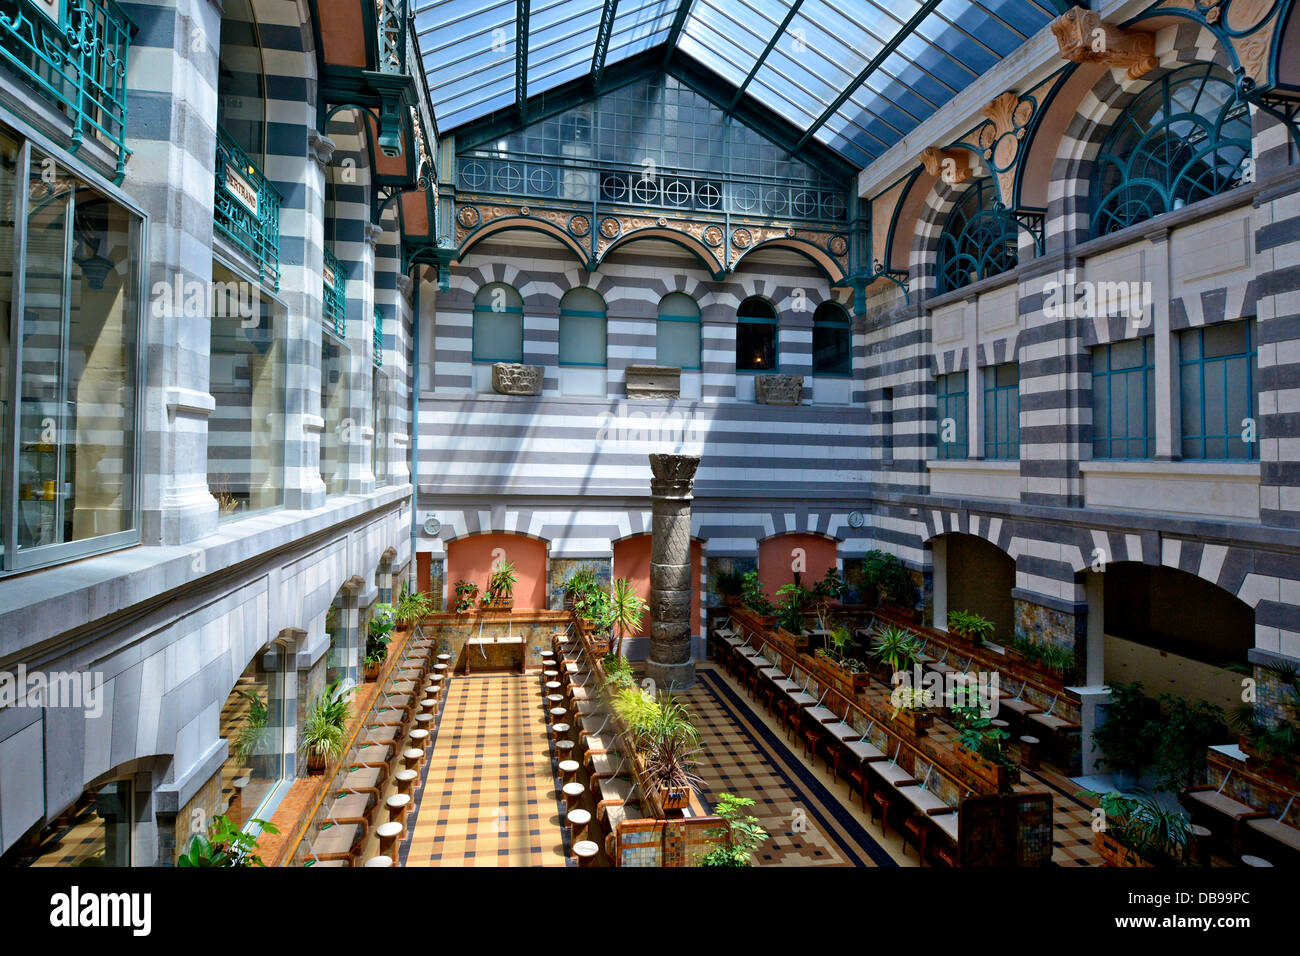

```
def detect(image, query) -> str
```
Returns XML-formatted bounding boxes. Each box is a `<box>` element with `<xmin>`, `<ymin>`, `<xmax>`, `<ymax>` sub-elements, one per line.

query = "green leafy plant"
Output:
<box><xmin>1010</xmin><ymin>634</ymin><xmax>1074</xmax><ymax>675</ymax></box>
<box><xmin>611</xmin><ymin>686</ymin><xmax>661</xmax><ymax>734</ymax></box>
<box><xmin>364</xmin><ymin>603</ymin><xmax>395</xmax><ymax>670</ymax></box>
<box><xmin>395</xmin><ymin>583</ymin><xmax>433</xmax><ymax>626</ymax></box>
<box><xmin>1092</xmin><ymin>681</ymin><xmax>1159</xmax><ymax>778</ymax></box>
<box><xmin>453</xmin><ymin>580</ymin><xmax>479</xmax><ymax>613</ymax></box>
<box><xmin>299</xmin><ymin>679</ymin><xmax>353</xmax><ymax>769</ymax></box>
<box><xmin>485</xmin><ymin>560</ymin><xmax>517</xmax><ymax>604</ymax></box>
<box><xmin>741</xmin><ymin>571</ymin><xmax>773</xmax><ymax>617</ymax></box>
<box><xmin>870</xmin><ymin>624</ymin><xmax>922</xmax><ymax>675</ymax></box>
<box><xmin>602</xmin><ymin>652</ymin><xmax>635</xmax><ymax>692</ymax></box>
<box><xmin>178</xmin><ymin>814</ymin><xmax>280</xmax><ymax>867</ymax></box>
<box><xmin>610</xmin><ymin>578</ymin><xmax>648</xmax><ymax>658</ymax></box>
<box><xmin>862</xmin><ymin>550</ymin><xmax>914</xmax><ymax>607</ymax></box>
<box><xmin>954</xmin><ymin>707</ymin><xmax>1017</xmax><ymax>772</ymax></box>
<box><xmin>699</xmin><ymin>793</ymin><xmax>769</xmax><ymax>867</ymax></box>
<box><xmin>947</xmin><ymin>609</ymin><xmax>994</xmax><ymax>643</ymax></box>
<box><xmin>774</xmin><ymin>582</ymin><xmax>811</xmax><ymax>634</ymax></box>
<box><xmin>233</xmin><ymin>690</ymin><xmax>270</xmax><ymax>764</ymax></box>
<box><xmin>637</xmin><ymin>693</ymin><xmax>704</xmax><ymax>801</ymax></box>
<box><xmin>576</xmin><ymin>585</ymin><xmax>615</xmax><ymax>635</ymax></box>
<box><xmin>710</xmin><ymin>567</ymin><xmax>746</xmax><ymax>599</ymax></box>
<box><xmin>1086</xmin><ymin>791</ymin><xmax>1190</xmax><ymax>866</ymax></box>
<box><xmin>1149</xmin><ymin>695</ymin><xmax>1227</xmax><ymax>793</ymax></box>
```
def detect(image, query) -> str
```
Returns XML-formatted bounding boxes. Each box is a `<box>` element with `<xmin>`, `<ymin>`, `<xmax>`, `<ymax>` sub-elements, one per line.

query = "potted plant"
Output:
<box><xmin>1148</xmin><ymin>694</ymin><xmax>1226</xmax><ymax>794</ymax></box>
<box><xmin>953</xmin><ymin>706</ymin><xmax>1018</xmax><ymax>793</ymax></box>
<box><xmin>710</xmin><ymin>567</ymin><xmax>746</xmax><ymax>607</ymax></box>
<box><xmin>299</xmin><ymin>679</ymin><xmax>352</xmax><ymax>774</ymax></box>
<box><xmin>482</xmin><ymin>560</ymin><xmax>517</xmax><ymax>609</ymax></box>
<box><xmin>870</xmin><ymin>623</ymin><xmax>921</xmax><ymax>682</ymax></box>
<box><xmin>453</xmin><ymin>579</ymin><xmax>479</xmax><ymax>613</ymax></box>
<box><xmin>602</xmin><ymin>652</ymin><xmax>636</xmax><ymax>692</ymax></box>
<box><xmin>816</xmin><ymin>625</ymin><xmax>872</xmax><ymax>692</ymax></box>
<box><xmin>395</xmin><ymin>582</ymin><xmax>433</xmax><ymax>630</ymax></box>
<box><xmin>1085</xmin><ymin>791</ymin><xmax>1190</xmax><ymax>867</ymax></box>
<box><xmin>234</xmin><ymin>690</ymin><xmax>272</xmax><ymax>778</ymax></box>
<box><xmin>863</xmin><ymin>550</ymin><xmax>915</xmax><ymax>616</ymax></box>
<box><xmin>1092</xmin><ymin>681</ymin><xmax>1158</xmax><ymax>792</ymax></box>
<box><xmin>363</xmin><ymin>602</ymin><xmax>396</xmax><ymax>682</ymax></box>
<box><xmin>577</xmin><ymin>586</ymin><xmax>615</xmax><ymax>655</ymax></box>
<box><xmin>947</xmin><ymin>609</ymin><xmax>994</xmax><ymax>646</ymax></box>
<box><xmin>609</xmin><ymin>578</ymin><xmax>648</xmax><ymax>659</ymax></box>
<box><xmin>1009</xmin><ymin>634</ymin><xmax>1075</xmax><ymax>681</ymax></box>
<box><xmin>562</xmin><ymin>567</ymin><xmax>598</xmax><ymax>611</ymax></box>
<box><xmin>774</xmin><ymin>582</ymin><xmax>812</xmax><ymax>647</ymax></box>
<box><xmin>698</xmin><ymin>793</ymin><xmax>770</xmax><ymax>867</ymax></box>
<box><xmin>178</xmin><ymin>814</ymin><xmax>280</xmax><ymax>867</ymax></box>
<box><xmin>887</xmin><ymin>684</ymin><xmax>934</xmax><ymax>737</ymax></box>
<box><xmin>638</xmin><ymin>693</ymin><xmax>703</xmax><ymax>811</ymax></box>
<box><xmin>740</xmin><ymin>571</ymin><xmax>774</xmax><ymax>620</ymax></box>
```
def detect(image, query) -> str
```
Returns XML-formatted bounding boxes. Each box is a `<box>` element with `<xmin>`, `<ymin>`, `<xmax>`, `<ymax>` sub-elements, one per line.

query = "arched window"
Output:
<box><xmin>473</xmin><ymin>283</ymin><xmax>524</xmax><ymax>363</ymax></box>
<box><xmin>935</xmin><ymin>179</ymin><xmax>1019</xmax><ymax>294</ymax></box>
<box><xmin>558</xmin><ymin>287</ymin><xmax>607</xmax><ymax>367</ymax></box>
<box><xmin>1089</xmin><ymin>63</ymin><xmax>1251</xmax><ymax>238</ymax></box>
<box><xmin>216</xmin><ymin>0</ymin><xmax>267</xmax><ymax>168</ymax></box>
<box><xmin>813</xmin><ymin>302</ymin><xmax>851</xmax><ymax>376</ymax></box>
<box><xmin>657</xmin><ymin>292</ymin><xmax>700</xmax><ymax>370</ymax></box>
<box><xmin>736</xmin><ymin>296</ymin><xmax>778</xmax><ymax>371</ymax></box>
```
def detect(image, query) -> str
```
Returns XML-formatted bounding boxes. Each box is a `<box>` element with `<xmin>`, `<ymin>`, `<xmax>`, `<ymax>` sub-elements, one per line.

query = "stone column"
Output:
<box><xmin>646</xmin><ymin>454</ymin><xmax>701</xmax><ymax>690</ymax></box>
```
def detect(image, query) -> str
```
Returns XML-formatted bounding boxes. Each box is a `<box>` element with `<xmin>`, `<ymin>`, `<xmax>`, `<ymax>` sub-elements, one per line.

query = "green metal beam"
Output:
<box><xmin>516</xmin><ymin>0</ymin><xmax>530</xmax><ymax>122</ymax></box>
<box><xmin>791</xmin><ymin>0</ymin><xmax>943</xmax><ymax>155</ymax></box>
<box><xmin>591</xmin><ymin>0</ymin><xmax>621</xmax><ymax>92</ymax></box>
<box><xmin>662</xmin><ymin>0</ymin><xmax>694</xmax><ymax>65</ymax></box>
<box><xmin>726</xmin><ymin>0</ymin><xmax>805</xmax><ymax>113</ymax></box>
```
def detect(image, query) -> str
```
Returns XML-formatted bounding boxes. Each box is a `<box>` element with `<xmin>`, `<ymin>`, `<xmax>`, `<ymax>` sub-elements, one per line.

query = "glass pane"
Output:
<box><xmin>0</xmin><ymin>132</ymin><xmax>18</xmax><ymax>561</ymax></box>
<box><xmin>18</xmin><ymin>154</ymin><xmax>138</xmax><ymax>551</ymax></box>
<box><xmin>473</xmin><ymin>310</ymin><xmax>523</xmax><ymax>362</ymax></box>
<box><xmin>658</xmin><ymin>292</ymin><xmax>699</xmax><ymax>321</ymax></box>
<box><xmin>1110</xmin><ymin>338</ymin><xmax>1142</xmax><ymax>370</ymax></box>
<box><xmin>1180</xmin><ymin>360</ymin><xmax>1204</xmax><ymax>457</ymax></box>
<box><xmin>657</xmin><ymin>318</ymin><xmax>700</xmax><ymax>369</ymax></box>
<box><xmin>321</xmin><ymin>332</ymin><xmax>350</xmax><ymax>496</ymax></box>
<box><xmin>1093</xmin><ymin>378</ymin><xmax>1110</xmax><ymax>450</ymax></box>
<box><xmin>219</xmin><ymin>646</ymin><xmax>286</xmax><ymax>829</ymax></box>
<box><xmin>996</xmin><ymin>363</ymin><xmax>1018</xmax><ymax>388</ymax></box>
<box><xmin>216</xmin><ymin>0</ymin><xmax>267</xmax><ymax>167</ymax></box>
<box><xmin>813</xmin><ymin>324</ymin><xmax>850</xmax><ymax>375</ymax></box>
<box><xmin>736</xmin><ymin>321</ymin><xmax>777</xmax><ymax>371</ymax></box>
<box><xmin>559</xmin><ymin>312</ymin><xmax>606</xmax><ymax>366</ymax></box>
<box><xmin>10</xmin><ymin>779</ymin><xmax>132</xmax><ymax>867</ymax></box>
<box><xmin>209</xmin><ymin>262</ymin><xmax>284</xmax><ymax>516</ymax></box>
<box><xmin>1203</xmin><ymin>321</ymin><xmax>1247</xmax><ymax>358</ymax></box>
<box><xmin>1203</xmin><ymin>360</ymin><xmax>1227</xmax><ymax>437</ymax></box>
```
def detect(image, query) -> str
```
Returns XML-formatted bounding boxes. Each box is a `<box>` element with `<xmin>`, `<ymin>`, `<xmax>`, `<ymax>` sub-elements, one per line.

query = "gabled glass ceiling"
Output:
<box><xmin>413</xmin><ymin>0</ymin><xmax>1063</xmax><ymax>168</ymax></box>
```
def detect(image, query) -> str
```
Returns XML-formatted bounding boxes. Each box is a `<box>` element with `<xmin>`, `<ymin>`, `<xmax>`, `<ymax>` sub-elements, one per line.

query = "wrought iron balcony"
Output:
<box><xmin>214</xmin><ymin>126</ymin><xmax>281</xmax><ymax>291</ymax></box>
<box><xmin>0</xmin><ymin>0</ymin><xmax>133</xmax><ymax>178</ymax></box>
<box><xmin>323</xmin><ymin>245</ymin><xmax>345</xmax><ymax>336</ymax></box>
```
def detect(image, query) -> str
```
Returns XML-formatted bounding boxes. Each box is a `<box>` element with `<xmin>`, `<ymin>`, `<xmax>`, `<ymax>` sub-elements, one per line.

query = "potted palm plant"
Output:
<box><xmin>775</xmin><ymin>582</ymin><xmax>812</xmax><ymax>648</ymax></box>
<box><xmin>577</xmin><ymin>586</ymin><xmax>615</xmax><ymax>655</ymax></box>
<box><xmin>484</xmin><ymin>560</ymin><xmax>517</xmax><ymax>609</ymax></box>
<box><xmin>1092</xmin><ymin>681</ymin><xmax>1158</xmax><ymax>792</ymax></box>
<box><xmin>363</xmin><ymin>603</ymin><xmax>396</xmax><ymax>682</ymax></box>
<box><xmin>609</xmin><ymin>578</ymin><xmax>648</xmax><ymax>659</ymax></box>
<box><xmin>952</xmin><ymin>706</ymin><xmax>1018</xmax><ymax>793</ymax></box>
<box><xmin>299</xmin><ymin>679</ymin><xmax>352</xmax><ymax>774</ymax></box>
<box><xmin>710</xmin><ymin>567</ymin><xmax>746</xmax><ymax>608</ymax></box>
<box><xmin>870</xmin><ymin>624</ymin><xmax>921</xmax><ymax>682</ymax></box>
<box><xmin>395</xmin><ymin>582</ymin><xmax>433</xmax><ymax>629</ymax></box>
<box><xmin>740</xmin><ymin>571</ymin><xmax>774</xmax><ymax>622</ymax></box>
<box><xmin>1086</xmin><ymin>791</ymin><xmax>1191</xmax><ymax>867</ymax></box>
<box><xmin>562</xmin><ymin>567</ymin><xmax>597</xmax><ymax>611</ymax></box>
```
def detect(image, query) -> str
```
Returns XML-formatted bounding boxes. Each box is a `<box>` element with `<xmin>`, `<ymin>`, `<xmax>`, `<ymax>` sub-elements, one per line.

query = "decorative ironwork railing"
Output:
<box><xmin>214</xmin><ymin>126</ymin><xmax>281</xmax><ymax>291</ymax></box>
<box><xmin>0</xmin><ymin>0</ymin><xmax>133</xmax><ymax>177</ymax></box>
<box><xmin>322</xmin><ymin>245</ymin><xmax>345</xmax><ymax>336</ymax></box>
<box><xmin>372</xmin><ymin>307</ymin><xmax>383</xmax><ymax>367</ymax></box>
<box><xmin>456</xmin><ymin>154</ymin><xmax>849</xmax><ymax>224</ymax></box>
<box><xmin>376</xmin><ymin>0</ymin><xmax>405</xmax><ymax>74</ymax></box>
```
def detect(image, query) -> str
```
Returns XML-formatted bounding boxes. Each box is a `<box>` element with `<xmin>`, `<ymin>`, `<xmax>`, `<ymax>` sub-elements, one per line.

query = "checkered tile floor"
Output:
<box><xmin>400</xmin><ymin>673</ymin><xmax>569</xmax><ymax>867</ymax></box>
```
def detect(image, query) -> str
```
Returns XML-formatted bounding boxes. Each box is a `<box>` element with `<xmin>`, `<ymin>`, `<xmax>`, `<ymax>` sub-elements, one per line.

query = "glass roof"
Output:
<box><xmin>413</xmin><ymin>0</ymin><xmax>1062</xmax><ymax>168</ymax></box>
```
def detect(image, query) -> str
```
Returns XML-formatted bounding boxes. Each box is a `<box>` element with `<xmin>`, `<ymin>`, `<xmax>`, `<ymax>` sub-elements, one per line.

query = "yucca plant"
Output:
<box><xmin>638</xmin><ymin>693</ymin><xmax>704</xmax><ymax>808</ymax></box>
<box><xmin>486</xmin><ymin>560</ymin><xmax>517</xmax><ymax>605</ymax></box>
<box><xmin>610</xmin><ymin>577</ymin><xmax>648</xmax><ymax>658</ymax></box>
<box><xmin>871</xmin><ymin>624</ymin><xmax>921</xmax><ymax>676</ymax></box>
<box><xmin>395</xmin><ymin>583</ymin><xmax>433</xmax><ymax>627</ymax></box>
<box><xmin>611</xmin><ymin>686</ymin><xmax>660</xmax><ymax>734</ymax></box>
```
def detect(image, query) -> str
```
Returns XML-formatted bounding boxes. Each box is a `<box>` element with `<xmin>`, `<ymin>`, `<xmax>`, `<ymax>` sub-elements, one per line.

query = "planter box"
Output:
<box><xmin>1093</xmin><ymin>830</ymin><xmax>1153</xmax><ymax>867</ymax></box>
<box><xmin>659</xmin><ymin>785</ymin><xmax>691</xmax><ymax>810</ymax></box>
<box><xmin>363</xmin><ymin>661</ymin><xmax>382</xmax><ymax>683</ymax></box>
<box><xmin>1239</xmin><ymin>736</ymin><xmax>1300</xmax><ymax>785</ymax></box>
<box><xmin>884</xmin><ymin>694</ymin><xmax>933</xmax><ymax>737</ymax></box>
<box><xmin>954</xmin><ymin>742</ymin><xmax>1018</xmax><ymax>793</ymax></box>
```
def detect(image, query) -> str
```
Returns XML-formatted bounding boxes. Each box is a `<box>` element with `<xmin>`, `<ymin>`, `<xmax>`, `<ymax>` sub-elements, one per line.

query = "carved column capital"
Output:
<box><xmin>920</xmin><ymin>146</ymin><xmax>974</xmax><ymax>186</ymax></box>
<box><xmin>1051</xmin><ymin>7</ymin><xmax>1157</xmax><ymax>80</ymax></box>
<box><xmin>364</xmin><ymin>221</ymin><xmax>385</xmax><ymax>248</ymax></box>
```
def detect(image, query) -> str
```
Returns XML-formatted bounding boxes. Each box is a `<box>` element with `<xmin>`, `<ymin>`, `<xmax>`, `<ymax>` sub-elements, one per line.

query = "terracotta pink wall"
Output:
<box><xmin>758</xmin><ymin>533</ymin><xmax>838</xmax><ymax>596</ymax></box>
<box><xmin>446</xmin><ymin>533</ymin><xmax>548</xmax><ymax>610</ymax></box>
<box><xmin>613</xmin><ymin>535</ymin><xmax>703</xmax><ymax>637</ymax></box>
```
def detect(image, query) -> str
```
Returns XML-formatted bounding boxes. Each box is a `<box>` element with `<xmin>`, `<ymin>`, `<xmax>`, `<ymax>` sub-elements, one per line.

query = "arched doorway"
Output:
<box><xmin>446</xmin><ymin>533</ymin><xmax>548</xmax><ymax>609</ymax></box>
<box><xmin>932</xmin><ymin>532</ymin><xmax>1015</xmax><ymax>643</ymax></box>
<box><xmin>758</xmin><ymin>532</ymin><xmax>838</xmax><ymax>595</ymax></box>
<box><xmin>612</xmin><ymin>534</ymin><xmax>704</xmax><ymax>647</ymax></box>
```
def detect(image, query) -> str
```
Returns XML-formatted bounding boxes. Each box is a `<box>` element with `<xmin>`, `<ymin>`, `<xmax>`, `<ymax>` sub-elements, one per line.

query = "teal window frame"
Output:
<box><xmin>935</xmin><ymin>179</ymin><xmax>1021</xmax><ymax>295</ymax></box>
<box><xmin>472</xmin><ymin>283</ymin><xmax>524</xmax><ymax>364</ymax></box>
<box><xmin>1092</xmin><ymin>338</ymin><xmax>1155</xmax><ymax>459</ymax></box>
<box><xmin>935</xmin><ymin>371</ymin><xmax>968</xmax><ymax>460</ymax></box>
<box><xmin>736</xmin><ymin>297</ymin><xmax>778</xmax><ymax>373</ymax></box>
<box><xmin>322</xmin><ymin>246</ymin><xmax>345</xmax><ymax>336</ymax></box>
<box><xmin>812</xmin><ymin>302</ymin><xmax>852</xmax><ymax>377</ymax></box>
<box><xmin>558</xmin><ymin>289</ymin><xmax>607</xmax><ymax>368</ymax></box>
<box><xmin>1178</xmin><ymin>320</ymin><xmax>1258</xmax><ymax>461</ymax></box>
<box><xmin>373</xmin><ymin>306</ymin><xmax>383</xmax><ymax>368</ymax></box>
<box><xmin>214</xmin><ymin>125</ymin><xmax>281</xmax><ymax>292</ymax></box>
<box><xmin>656</xmin><ymin>293</ymin><xmax>701</xmax><ymax>371</ymax></box>
<box><xmin>982</xmin><ymin>363</ymin><xmax>1019</xmax><ymax>461</ymax></box>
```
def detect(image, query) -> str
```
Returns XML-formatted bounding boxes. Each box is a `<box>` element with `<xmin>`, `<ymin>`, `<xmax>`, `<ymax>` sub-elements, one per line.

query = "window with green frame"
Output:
<box><xmin>558</xmin><ymin>287</ymin><xmax>607</xmax><ymax>367</ymax></box>
<box><xmin>936</xmin><ymin>372</ymin><xmax>968</xmax><ymax>460</ymax></box>
<box><xmin>982</xmin><ymin>363</ymin><xmax>1019</xmax><ymax>460</ymax></box>
<box><xmin>812</xmin><ymin>302</ymin><xmax>851</xmax><ymax>376</ymax></box>
<box><xmin>1179</xmin><ymin>320</ymin><xmax>1257</xmax><ymax>460</ymax></box>
<box><xmin>736</xmin><ymin>296</ymin><xmax>778</xmax><ymax>372</ymax></box>
<box><xmin>935</xmin><ymin>179</ymin><xmax>1020</xmax><ymax>295</ymax></box>
<box><xmin>1092</xmin><ymin>338</ymin><xmax>1154</xmax><ymax>459</ymax></box>
<box><xmin>472</xmin><ymin>283</ymin><xmax>523</xmax><ymax>363</ymax></box>
<box><xmin>657</xmin><ymin>292</ymin><xmax>701</xmax><ymax>370</ymax></box>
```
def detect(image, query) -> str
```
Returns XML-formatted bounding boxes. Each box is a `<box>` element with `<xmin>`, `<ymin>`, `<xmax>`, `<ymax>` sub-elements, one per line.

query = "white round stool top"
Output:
<box><xmin>543</xmin><ymin>669</ymin><xmax>560</xmax><ymax>679</ymax></box>
<box><xmin>563</xmin><ymin>782</ymin><xmax>586</xmax><ymax>799</ymax></box>
<box><xmin>364</xmin><ymin>855</ymin><xmax>394</xmax><ymax>867</ymax></box>
<box><xmin>420</xmin><ymin>698</ymin><xmax>437</xmax><ymax>708</ymax></box>
<box><xmin>375</xmin><ymin>821</ymin><xmax>404</xmax><ymax>839</ymax></box>
<box><xmin>558</xmin><ymin>759</ymin><xmax>581</xmax><ymax>775</ymax></box>
<box><xmin>428</xmin><ymin>673</ymin><xmax>444</xmax><ymax>684</ymax></box>
<box><xmin>409</xmin><ymin>729</ymin><xmax>429</xmax><ymax>744</ymax></box>
<box><xmin>395</xmin><ymin>769</ymin><xmax>418</xmax><ymax>784</ymax></box>
<box><xmin>437</xmin><ymin>653</ymin><xmax>452</xmax><ymax>662</ymax></box>
<box><xmin>555</xmin><ymin>740</ymin><xmax>575</xmax><ymax>752</ymax></box>
<box><xmin>403</xmin><ymin>748</ymin><xmax>423</xmax><ymax>760</ymax></box>
<box><xmin>1242</xmin><ymin>855</ymin><xmax>1273</xmax><ymax>867</ymax></box>
<box><xmin>546</xmin><ymin>681</ymin><xmax>563</xmax><ymax>692</ymax></box>
<box><xmin>573</xmin><ymin>840</ymin><xmax>599</xmax><ymax>859</ymax></box>
<box><xmin>550</xmin><ymin>707</ymin><xmax>568</xmax><ymax>718</ymax></box>
<box><xmin>552</xmin><ymin>723</ymin><xmax>571</xmax><ymax>735</ymax></box>
<box><xmin>386</xmin><ymin>793</ymin><xmax>411</xmax><ymax>811</ymax></box>
<box><xmin>540</xmin><ymin>650</ymin><xmax>555</xmax><ymax>659</ymax></box>
<box><xmin>565</xmin><ymin>809</ymin><xmax>591</xmax><ymax>827</ymax></box>
<box><xmin>1019</xmin><ymin>735</ymin><xmax>1040</xmax><ymax>745</ymax></box>
<box><xmin>433</xmin><ymin>663</ymin><xmax>449</xmax><ymax>674</ymax></box>
<box><xmin>547</xmin><ymin>694</ymin><xmax>565</xmax><ymax>705</ymax></box>
<box><xmin>415</xmin><ymin>713</ymin><xmax>433</xmax><ymax>726</ymax></box>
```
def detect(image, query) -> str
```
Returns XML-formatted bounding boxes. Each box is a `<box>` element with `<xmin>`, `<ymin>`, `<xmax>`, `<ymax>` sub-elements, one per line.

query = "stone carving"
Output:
<box><xmin>491</xmin><ymin>363</ymin><xmax>543</xmax><ymax>396</ymax></box>
<box><xmin>646</xmin><ymin>453</ymin><xmax>701</xmax><ymax>690</ymax></box>
<box><xmin>625</xmin><ymin>364</ymin><xmax>681</xmax><ymax>400</ymax></box>
<box><xmin>308</xmin><ymin>130</ymin><xmax>335</xmax><ymax>170</ymax></box>
<box><xmin>754</xmin><ymin>374</ymin><xmax>805</xmax><ymax>406</ymax></box>
<box><xmin>920</xmin><ymin>146</ymin><xmax>975</xmax><ymax>185</ymax></box>
<box><xmin>458</xmin><ymin>205</ymin><xmax>481</xmax><ymax>228</ymax></box>
<box><xmin>568</xmin><ymin>214</ymin><xmax>591</xmax><ymax>237</ymax></box>
<box><xmin>1050</xmin><ymin>7</ymin><xmax>1157</xmax><ymax>79</ymax></box>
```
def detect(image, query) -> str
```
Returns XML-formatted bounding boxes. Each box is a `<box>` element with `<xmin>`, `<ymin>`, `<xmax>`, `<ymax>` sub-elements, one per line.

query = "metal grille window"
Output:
<box><xmin>936</xmin><ymin>372</ymin><xmax>968</xmax><ymax>460</ymax></box>
<box><xmin>736</xmin><ymin>296</ymin><xmax>778</xmax><ymax>372</ymax></box>
<box><xmin>558</xmin><ymin>287</ymin><xmax>606</xmax><ymax>367</ymax></box>
<box><xmin>322</xmin><ymin>246</ymin><xmax>345</xmax><ymax>336</ymax></box>
<box><xmin>657</xmin><ymin>292</ymin><xmax>700</xmax><ymax>371</ymax></box>
<box><xmin>472</xmin><ymin>283</ymin><xmax>524</xmax><ymax>363</ymax></box>
<box><xmin>982</xmin><ymin>363</ymin><xmax>1019</xmax><ymax>460</ymax></box>
<box><xmin>1179</xmin><ymin>320</ymin><xmax>1258</xmax><ymax>460</ymax></box>
<box><xmin>812</xmin><ymin>302</ymin><xmax>851</xmax><ymax>377</ymax></box>
<box><xmin>936</xmin><ymin>179</ymin><xmax>1020</xmax><ymax>295</ymax></box>
<box><xmin>373</xmin><ymin>307</ymin><xmax>383</xmax><ymax>368</ymax></box>
<box><xmin>1092</xmin><ymin>338</ymin><xmax>1154</xmax><ymax>459</ymax></box>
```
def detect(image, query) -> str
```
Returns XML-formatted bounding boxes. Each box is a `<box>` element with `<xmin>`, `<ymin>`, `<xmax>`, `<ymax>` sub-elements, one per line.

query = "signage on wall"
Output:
<box><xmin>225</xmin><ymin>164</ymin><xmax>259</xmax><ymax>217</ymax></box>
<box><xmin>323</xmin><ymin>261</ymin><xmax>336</xmax><ymax>290</ymax></box>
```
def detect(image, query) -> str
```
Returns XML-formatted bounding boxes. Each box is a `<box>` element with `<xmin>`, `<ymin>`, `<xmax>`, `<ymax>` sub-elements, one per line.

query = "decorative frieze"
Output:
<box><xmin>625</xmin><ymin>365</ymin><xmax>681</xmax><ymax>400</ymax></box>
<box><xmin>491</xmin><ymin>363</ymin><xmax>543</xmax><ymax>396</ymax></box>
<box><xmin>754</xmin><ymin>374</ymin><xmax>805</xmax><ymax>406</ymax></box>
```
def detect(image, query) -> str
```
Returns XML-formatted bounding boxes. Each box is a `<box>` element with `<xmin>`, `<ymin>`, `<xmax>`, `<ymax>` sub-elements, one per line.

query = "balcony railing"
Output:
<box><xmin>373</xmin><ymin>307</ymin><xmax>383</xmax><ymax>368</ymax></box>
<box><xmin>214</xmin><ymin>126</ymin><xmax>281</xmax><ymax>291</ymax></box>
<box><xmin>0</xmin><ymin>0</ymin><xmax>133</xmax><ymax>177</ymax></box>
<box><xmin>323</xmin><ymin>246</ymin><xmax>345</xmax><ymax>336</ymax></box>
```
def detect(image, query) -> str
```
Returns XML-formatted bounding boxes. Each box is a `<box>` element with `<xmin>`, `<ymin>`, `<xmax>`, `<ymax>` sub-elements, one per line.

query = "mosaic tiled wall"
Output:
<box><xmin>546</xmin><ymin>558</ymin><xmax>611</xmax><ymax>610</ymax></box>
<box><xmin>419</xmin><ymin>612</ymin><xmax>572</xmax><ymax>671</ymax></box>
<box><xmin>615</xmin><ymin>817</ymin><xmax>721</xmax><ymax>867</ymax></box>
<box><xmin>1207</xmin><ymin>751</ymin><xmax>1299</xmax><ymax>823</ymax></box>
